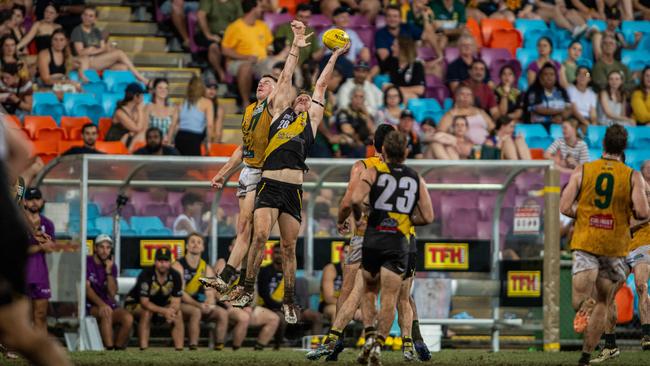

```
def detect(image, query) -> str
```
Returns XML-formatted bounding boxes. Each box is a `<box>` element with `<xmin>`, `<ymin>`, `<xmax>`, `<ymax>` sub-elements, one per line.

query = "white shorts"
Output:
<box><xmin>572</xmin><ymin>250</ymin><xmax>628</xmax><ymax>283</ymax></box>
<box><xmin>237</xmin><ymin>166</ymin><xmax>262</xmax><ymax>198</ymax></box>
<box><xmin>345</xmin><ymin>235</ymin><xmax>363</xmax><ymax>265</ymax></box>
<box><xmin>626</xmin><ymin>245</ymin><xmax>650</xmax><ymax>269</ymax></box>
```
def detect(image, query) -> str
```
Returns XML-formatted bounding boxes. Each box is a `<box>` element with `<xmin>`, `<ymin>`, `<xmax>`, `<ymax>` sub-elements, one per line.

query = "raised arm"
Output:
<box><xmin>16</xmin><ymin>21</ymin><xmax>39</xmax><ymax>51</ymax></box>
<box><xmin>309</xmin><ymin>42</ymin><xmax>351</xmax><ymax>134</ymax></box>
<box><xmin>632</xmin><ymin>170</ymin><xmax>649</xmax><ymax>220</ymax></box>
<box><xmin>210</xmin><ymin>145</ymin><xmax>243</xmax><ymax>189</ymax></box>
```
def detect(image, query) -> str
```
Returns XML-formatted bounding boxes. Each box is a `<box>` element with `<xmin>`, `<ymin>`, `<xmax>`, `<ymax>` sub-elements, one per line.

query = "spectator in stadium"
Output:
<box><xmin>462</xmin><ymin>59</ymin><xmax>498</xmax><ymax>117</ymax></box>
<box><xmin>37</xmin><ymin>29</ymin><xmax>80</xmax><ymax>91</ymax></box>
<box><xmin>71</xmin><ymin>7</ymin><xmax>149</xmax><ymax>85</ymax></box>
<box><xmin>404</xmin><ymin>0</ymin><xmax>446</xmax><ymax>77</ymax></box>
<box><xmin>397</xmin><ymin>109</ymin><xmax>424</xmax><ymax>159</ymax></box>
<box><xmin>522</xmin><ymin>63</ymin><xmax>572</xmax><ymax>130</ymax></box>
<box><xmin>8</xmin><ymin>5</ymin><xmax>25</xmax><ymax>48</ymax></box>
<box><xmin>592</xmin><ymin>34</ymin><xmax>634</xmax><ymax>92</ymax></box>
<box><xmin>0</xmin><ymin>62</ymin><xmax>32</xmax><ymax>118</ymax></box>
<box><xmin>144</xmin><ymin>78</ymin><xmax>177</xmax><ymax>142</ymax></box>
<box><xmin>196</xmin><ymin>0</ymin><xmax>242</xmax><ymax>82</ymax></box>
<box><xmin>173</xmin><ymin>192</ymin><xmax>203</xmax><ymax>236</ymax></box>
<box><xmin>430</xmin><ymin>0</ymin><xmax>466</xmax><ymax>39</ymax></box>
<box><xmin>203</xmin><ymin>72</ymin><xmax>224</xmax><ymax>144</ymax></box>
<box><xmin>384</xmin><ymin>36</ymin><xmax>425</xmax><ymax>102</ymax></box>
<box><xmin>592</xmin><ymin>14</ymin><xmax>641</xmax><ymax>62</ymax></box>
<box><xmin>494</xmin><ymin>64</ymin><xmax>523</xmax><ymax>121</ymax></box>
<box><xmin>567</xmin><ymin>66</ymin><xmax>598</xmax><ymax>128</ymax></box>
<box><xmin>274</xmin><ymin>4</ymin><xmax>320</xmax><ymax>82</ymax></box>
<box><xmin>598</xmin><ymin>0</ymin><xmax>634</xmax><ymax>20</ymax></box>
<box><xmin>105</xmin><ymin>82</ymin><xmax>147</xmax><ymax>152</ymax></box>
<box><xmin>337</xmin><ymin>61</ymin><xmax>382</xmax><ymax>116</ymax></box>
<box><xmin>172</xmin><ymin>233</ymin><xmax>246</xmax><ymax>350</ymax></box>
<box><xmin>125</xmin><ymin>248</ymin><xmax>184</xmax><ymax>351</ymax></box>
<box><xmin>526</xmin><ymin>37</ymin><xmax>560</xmax><ymax>86</ymax></box>
<box><xmin>86</xmin><ymin>234</ymin><xmax>133</xmax><ymax>350</ymax></box>
<box><xmin>319</xmin><ymin>258</ymin><xmax>343</xmax><ymax>322</ymax></box>
<box><xmin>316</xmin><ymin>6</ymin><xmax>370</xmax><ymax>76</ymax></box>
<box><xmin>22</xmin><ymin>187</ymin><xmax>54</xmax><ymax>334</ymax></box>
<box><xmin>559</xmin><ymin>41</ymin><xmax>583</xmax><ymax>88</ymax></box>
<box><xmin>374</xmin><ymin>85</ymin><xmax>404</xmax><ymax>126</ymax></box>
<box><xmin>134</xmin><ymin>127</ymin><xmax>180</xmax><ymax>156</ymax></box>
<box><xmin>0</xmin><ymin>34</ymin><xmax>29</xmax><ymax>81</ymax></box>
<box><xmin>258</xmin><ymin>244</ymin><xmax>323</xmax><ymax>344</ymax></box>
<box><xmin>159</xmin><ymin>0</ymin><xmax>198</xmax><ymax>50</ymax></box>
<box><xmin>169</xmin><ymin>75</ymin><xmax>214</xmax><ymax>156</ymax></box>
<box><xmin>62</xmin><ymin>123</ymin><xmax>104</xmax><ymax>155</ymax></box>
<box><xmin>319</xmin><ymin>0</ymin><xmax>381</xmax><ymax>23</ymax></box>
<box><xmin>17</xmin><ymin>2</ymin><xmax>61</xmax><ymax>53</ymax></box>
<box><xmin>375</xmin><ymin>5</ymin><xmax>422</xmax><ymax>71</ymax></box>
<box><xmin>335</xmin><ymin>86</ymin><xmax>374</xmax><ymax>158</ymax></box>
<box><xmin>221</xmin><ymin>0</ymin><xmax>273</xmax><ymax>109</ymax></box>
<box><xmin>635</xmin><ymin>0</ymin><xmax>650</xmax><ymax>19</ymax></box>
<box><xmin>446</xmin><ymin>35</ymin><xmax>489</xmax><ymax>94</ymax></box>
<box><xmin>632</xmin><ymin>67</ymin><xmax>650</xmax><ymax>125</ymax></box>
<box><xmin>439</xmin><ymin>85</ymin><xmax>495</xmax><ymax>146</ymax></box>
<box><xmin>431</xmin><ymin>115</ymin><xmax>474</xmax><ymax>160</ymax></box>
<box><xmin>213</xmin><ymin>240</ymin><xmax>281</xmax><ymax>351</ymax></box>
<box><xmin>535</xmin><ymin>0</ymin><xmax>587</xmax><ymax>35</ymax></box>
<box><xmin>597</xmin><ymin>70</ymin><xmax>635</xmax><ymax>126</ymax></box>
<box><xmin>484</xmin><ymin>116</ymin><xmax>532</xmax><ymax>160</ymax></box>
<box><xmin>543</xmin><ymin>119</ymin><xmax>589</xmax><ymax>174</ymax></box>
<box><xmin>36</xmin><ymin>0</ymin><xmax>85</xmax><ymax>35</ymax></box>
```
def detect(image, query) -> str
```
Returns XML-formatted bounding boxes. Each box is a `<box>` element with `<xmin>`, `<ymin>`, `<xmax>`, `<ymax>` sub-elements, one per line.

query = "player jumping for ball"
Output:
<box><xmin>229</xmin><ymin>42</ymin><xmax>351</xmax><ymax>323</ymax></box>
<box><xmin>560</xmin><ymin>125</ymin><xmax>649</xmax><ymax>366</ymax></box>
<box><xmin>352</xmin><ymin>130</ymin><xmax>433</xmax><ymax>366</ymax></box>
<box><xmin>200</xmin><ymin>21</ymin><xmax>312</xmax><ymax>299</ymax></box>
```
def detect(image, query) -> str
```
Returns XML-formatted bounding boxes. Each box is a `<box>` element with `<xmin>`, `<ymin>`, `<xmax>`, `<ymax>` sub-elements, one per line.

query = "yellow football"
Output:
<box><xmin>322</xmin><ymin>28</ymin><xmax>350</xmax><ymax>51</ymax></box>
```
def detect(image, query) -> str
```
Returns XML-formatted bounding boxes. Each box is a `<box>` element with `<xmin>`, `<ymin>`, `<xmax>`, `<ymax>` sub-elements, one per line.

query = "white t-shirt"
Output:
<box><xmin>173</xmin><ymin>214</ymin><xmax>198</xmax><ymax>236</ymax></box>
<box><xmin>336</xmin><ymin>79</ymin><xmax>383</xmax><ymax>116</ymax></box>
<box><xmin>567</xmin><ymin>85</ymin><xmax>597</xmax><ymax>118</ymax></box>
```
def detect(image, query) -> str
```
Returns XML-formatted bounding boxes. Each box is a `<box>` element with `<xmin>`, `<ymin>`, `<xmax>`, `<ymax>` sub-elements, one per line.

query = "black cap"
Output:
<box><xmin>333</xmin><ymin>6</ymin><xmax>351</xmax><ymax>16</ymax></box>
<box><xmin>400</xmin><ymin>109</ymin><xmax>415</xmax><ymax>119</ymax></box>
<box><xmin>203</xmin><ymin>72</ymin><xmax>218</xmax><ymax>88</ymax></box>
<box><xmin>354</xmin><ymin>61</ymin><xmax>370</xmax><ymax>70</ymax></box>
<box><xmin>24</xmin><ymin>187</ymin><xmax>42</xmax><ymax>200</ymax></box>
<box><xmin>125</xmin><ymin>82</ymin><xmax>145</xmax><ymax>95</ymax></box>
<box><xmin>154</xmin><ymin>248</ymin><xmax>172</xmax><ymax>261</ymax></box>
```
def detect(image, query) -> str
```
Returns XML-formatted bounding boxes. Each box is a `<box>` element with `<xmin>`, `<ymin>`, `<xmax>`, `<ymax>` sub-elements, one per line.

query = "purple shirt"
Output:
<box><xmin>86</xmin><ymin>255</ymin><xmax>118</xmax><ymax>309</ymax></box>
<box><xmin>26</xmin><ymin>215</ymin><xmax>54</xmax><ymax>286</ymax></box>
<box><xmin>527</xmin><ymin>59</ymin><xmax>561</xmax><ymax>76</ymax></box>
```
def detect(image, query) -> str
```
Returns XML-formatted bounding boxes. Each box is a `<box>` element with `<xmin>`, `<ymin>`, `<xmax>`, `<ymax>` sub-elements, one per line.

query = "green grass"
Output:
<box><xmin>6</xmin><ymin>349</ymin><xmax>650</xmax><ymax>365</ymax></box>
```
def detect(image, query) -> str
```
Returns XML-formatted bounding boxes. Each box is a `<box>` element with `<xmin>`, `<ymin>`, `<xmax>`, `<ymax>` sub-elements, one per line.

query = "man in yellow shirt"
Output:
<box><xmin>221</xmin><ymin>0</ymin><xmax>273</xmax><ymax>108</ymax></box>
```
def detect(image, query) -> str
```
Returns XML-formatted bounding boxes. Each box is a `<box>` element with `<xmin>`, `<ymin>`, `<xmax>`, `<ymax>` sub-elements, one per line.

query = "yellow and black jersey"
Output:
<box><xmin>256</xmin><ymin>264</ymin><xmax>284</xmax><ymax>310</ymax></box>
<box><xmin>571</xmin><ymin>158</ymin><xmax>633</xmax><ymax>257</ymax></box>
<box><xmin>319</xmin><ymin>262</ymin><xmax>343</xmax><ymax>303</ymax></box>
<box><xmin>125</xmin><ymin>267</ymin><xmax>183</xmax><ymax>307</ymax></box>
<box><xmin>177</xmin><ymin>257</ymin><xmax>207</xmax><ymax>300</ymax></box>
<box><xmin>263</xmin><ymin>107</ymin><xmax>314</xmax><ymax>172</ymax></box>
<box><xmin>364</xmin><ymin>161</ymin><xmax>420</xmax><ymax>250</ymax></box>
<box><xmin>242</xmin><ymin>98</ymin><xmax>273</xmax><ymax>169</ymax></box>
<box><xmin>352</xmin><ymin>156</ymin><xmax>383</xmax><ymax>238</ymax></box>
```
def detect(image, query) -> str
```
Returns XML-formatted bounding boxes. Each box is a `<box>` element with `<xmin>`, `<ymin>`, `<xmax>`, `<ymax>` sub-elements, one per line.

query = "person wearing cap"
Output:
<box><xmin>105</xmin><ymin>82</ymin><xmax>147</xmax><ymax>152</ymax></box>
<box><xmin>22</xmin><ymin>187</ymin><xmax>55</xmax><ymax>334</ymax></box>
<box><xmin>144</xmin><ymin>78</ymin><xmax>178</xmax><ymax>143</ymax></box>
<box><xmin>336</xmin><ymin>60</ymin><xmax>382</xmax><ymax>116</ymax></box>
<box><xmin>86</xmin><ymin>234</ymin><xmax>133</xmax><ymax>350</ymax></box>
<box><xmin>397</xmin><ymin>110</ymin><xmax>423</xmax><ymax>159</ymax></box>
<box><xmin>315</xmin><ymin>6</ymin><xmax>370</xmax><ymax>75</ymax></box>
<box><xmin>125</xmin><ymin>248</ymin><xmax>184</xmax><ymax>351</ymax></box>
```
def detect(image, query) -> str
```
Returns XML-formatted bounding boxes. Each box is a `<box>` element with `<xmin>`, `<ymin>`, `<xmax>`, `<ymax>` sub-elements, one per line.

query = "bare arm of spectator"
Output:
<box><xmin>571</xmin><ymin>0</ymin><xmax>602</xmax><ymax>18</ymax></box>
<box><xmin>321</xmin><ymin>264</ymin><xmax>338</xmax><ymax>305</ymax></box>
<box><xmin>201</xmin><ymin>98</ymin><xmax>215</xmax><ymax>144</ymax></box>
<box><xmin>479</xmin><ymin>109</ymin><xmax>495</xmax><ymax>131</ymax></box>
<box><xmin>17</xmin><ymin>21</ymin><xmax>43</xmax><ymax>51</ymax></box>
<box><xmin>599</xmin><ymin>91</ymin><xmax>635</xmax><ymax>124</ymax></box>
<box><xmin>635</xmin><ymin>0</ymin><xmax>650</xmax><ymax>14</ymax></box>
<box><xmin>572</xmin><ymin>103</ymin><xmax>591</xmax><ymax>128</ymax></box>
<box><xmin>114</xmin><ymin>108</ymin><xmax>143</xmax><ymax>133</ymax></box>
<box><xmin>213</xmin><ymin>104</ymin><xmax>224</xmax><ymax>143</ymax></box>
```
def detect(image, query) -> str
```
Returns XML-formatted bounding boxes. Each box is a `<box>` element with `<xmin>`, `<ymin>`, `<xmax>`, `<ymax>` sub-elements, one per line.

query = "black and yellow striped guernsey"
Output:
<box><xmin>178</xmin><ymin>257</ymin><xmax>207</xmax><ymax>300</ymax></box>
<box><xmin>263</xmin><ymin>107</ymin><xmax>314</xmax><ymax>171</ymax></box>
<box><xmin>242</xmin><ymin>98</ymin><xmax>273</xmax><ymax>169</ymax></box>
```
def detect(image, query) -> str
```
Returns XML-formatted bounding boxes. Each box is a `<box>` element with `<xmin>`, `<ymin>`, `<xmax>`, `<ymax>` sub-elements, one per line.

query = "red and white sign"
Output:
<box><xmin>513</xmin><ymin>206</ymin><xmax>540</xmax><ymax>235</ymax></box>
<box><xmin>589</xmin><ymin>214</ymin><xmax>614</xmax><ymax>230</ymax></box>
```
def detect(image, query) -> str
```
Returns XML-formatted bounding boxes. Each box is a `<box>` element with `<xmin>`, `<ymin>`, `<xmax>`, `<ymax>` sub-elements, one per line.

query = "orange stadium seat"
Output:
<box><xmin>366</xmin><ymin>145</ymin><xmax>376</xmax><ymax>158</ymax></box>
<box><xmin>95</xmin><ymin>141</ymin><xmax>128</xmax><ymax>155</ymax></box>
<box><xmin>481</xmin><ymin>18</ymin><xmax>513</xmax><ymax>45</ymax></box>
<box><xmin>130</xmin><ymin>140</ymin><xmax>146</xmax><ymax>152</ymax></box>
<box><xmin>529</xmin><ymin>148</ymin><xmax>545</xmax><ymax>160</ymax></box>
<box><xmin>466</xmin><ymin>17</ymin><xmax>483</xmax><ymax>47</ymax></box>
<box><xmin>58</xmin><ymin>140</ymin><xmax>83</xmax><ymax>154</ymax></box>
<box><xmin>209</xmin><ymin>143</ymin><xmax>239</xmax><ymax>157</ymax></box>
<box><xmin>98</xmin><ymin>117</ymin><xmax>112</xmax><ymax>141</ymax></box>
<box><xmin>4</xmin><ymin>114</ymin><xmax>21</xmax><ymax>128</ymax></box>
<box><xmin>24</xmin><ymin>115</ymin><xmax>64</xmax><ymax>140</ymax></box>
<box><xmin>61</xmin><ymin>116</ymin><xmax>92</xmax><ymax>140</ymax></box>
<box><xmin>615</xmin><ymin>284</ymin><xmax>634</xmax><ymax>324</ymax></box>
<box><xmin>32</xmin><ymin>139</ymin><xmax>58</xmax><ymax>156</ymax></box>
<box><xmin>489</xmin><ymin>29</ymin><xmax>522</xmax><ymax>57</ymax></box>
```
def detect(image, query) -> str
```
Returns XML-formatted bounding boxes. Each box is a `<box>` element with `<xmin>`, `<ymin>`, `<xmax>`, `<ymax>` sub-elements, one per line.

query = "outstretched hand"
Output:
<box><xmin>291</xmin><ymin>20</ymin><xmax>312</xmax><ymax>48</ymax></box>
<box><xmin>333</xmin><ymin>41</ymin><xmax>351</xmax><ymax>57</ymax></box>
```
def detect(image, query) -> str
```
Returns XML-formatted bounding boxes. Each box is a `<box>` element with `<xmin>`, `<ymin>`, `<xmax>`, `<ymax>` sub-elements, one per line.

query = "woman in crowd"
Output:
<box><xmin>494</xmin><ymin>64</ymin><xmax>523</xmax><ymax>120</ymax></box>
<box><xmin>438</xmin><ymin>85</ymin><xmax>495</xmax><ymax>146</ymax></box>
<box><xmin>559</xmin><ymin>41</ymin><xmax>583</xmax><ymax>88</ymax></box>
<box><xmin>597</xmin><ymin>70</ymin><xmax>635</xmax><ymax>126</ymax></box>
<box><xmin>144</xmin><ymin>78</ymin><xmax>178</xmax><ymax>143</ymax></box>
<box><xmin>523</xmin><ymin>62</ymin><xmax>572</xmax><ymax>130</ymax></box>
<box><xmin>485</xmin><ymin>116</ymin><xmax>532</xmax><ymax>160</ymax></box>
<box><xmin>544</xmin><ymin>119</ymin><xmax>590</xmax><ymax>174</ymax></box>
<box><xmin>8</xmin><ymin>5</ymin><xmax>24</xmax><ymax>49</ymax></box>
<box><xmin>430</xmin><ymin>115</ymin><xmax>475</xmax><ymax>160</ymax></box>
<box><xmin>527</xmin><ymin>37</ymin><xmax>561</xmax><ymax>86</ymax></box>
<box><xmin>385</xmin><ymin>36</ymin><xmax>425</xmax><ymax>102</ymax></box>
<box><xmin>17</xmin><ymin>3</ymin><xmax>61</xmax><ymax>53</ymax></box>
<box><xmin>0</xmin><ymin>34</ymin><xmax>28</xmax><ymax>80</ymax></box>
<box><xmin>374</xmin><ymin>85</ymin><xmax>404</xmax><ymax>126</ymax></box>
<box><xmin>203</xmin><ymin>74</ymin><xmax>224</xmax><ymax>145</ymax></box>
<box><xmin>36</xmin><ymin>29</ymin><xmax>79</xmax><ymax>91</ymax></box>
<box><xmin>567</xmin><ymin>66</ymin><xmax>597</xmax><ymax>128</ymax></box>
<box><xmin>168</xmin><ymin>75</ymin><xmax>214</xmax><ymax>156</ymax></box>
<box><xmin>105</xmin><ymin>82</ymin><xmax>147</xmax><ymax>152</ymax></box>
<box><xmin>631</xmin><ymin>66</ymin><xmax>650</xmax><ymax>126</ymax></box>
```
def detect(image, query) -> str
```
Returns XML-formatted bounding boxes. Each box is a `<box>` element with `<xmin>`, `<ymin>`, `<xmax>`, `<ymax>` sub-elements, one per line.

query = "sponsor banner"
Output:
<box><xmin>139</xmin><ymin>239</ymin><xmax>185</xmax><ymax>266</ymax></box>
<box><xmin>513</xmin><ymin>206</ymin><xmax>540</xmax><ymax>235</ymax></box>
<box><xmin>500</xmin><ymin>260</ymin><xmax>543</xmax><ymax>307</ymax></box>
<box><xmin>331</xmin><ymin>241</ymin><xmax>345</xmax><ymax>264</ymax></box>
<box><xmin>87</xmin><ymin>239</ymin><xmax>93</xmax><ymax>255</ymax></box>
<box><xmin>261</xmin><ymin>240</ymin><xmax>279</xmax><ymax>267</ymax></box>
<box><xmin>424</xmin><ymin>243</ymin><xmax>469</xmax><ymax>270</ymax></box>
<box><xmin>507</xmin><ymin>271</ymin><xmax>541</xmax><ymax>297</ymax></box>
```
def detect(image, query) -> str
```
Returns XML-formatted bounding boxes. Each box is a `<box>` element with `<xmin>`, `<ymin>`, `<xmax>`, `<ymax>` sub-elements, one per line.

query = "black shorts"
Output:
<box><xmin>194</xmin><ymin>32</ymin><xmax>221</xmax><ymax>49</ymax></box>
<box><xmin>362</xmin><ymin>246</ymin><xmax>409</xmax><ymax>277</ymax></box>
<box><xmin>403</xmin><ymin>252</ymin><xmax>417</xmax><ymax>280</ymax></box>
<box><xmin>255</xmin><ymin>177</ymin><xmax>303</xmax><ymax>223</ymax></box>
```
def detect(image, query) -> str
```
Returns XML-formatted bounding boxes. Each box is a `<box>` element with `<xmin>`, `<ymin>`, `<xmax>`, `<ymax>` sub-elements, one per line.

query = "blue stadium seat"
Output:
<box><xmin>625</xmin><ymin>149</ymin><xmax>648</xmax><ymax>171</ymax></box>
<box><xmin>130</xmin><ymin>216</ymin><xmax>171</xmax><ymax>236</ymax></box>
<box><xmin>68</xmin><ymin>70</ymin><xmax>101</xmax><ymax>83</ymax></box>
<box><xmin>32</xmin><ymin>92</ymin><xmax>64</xmax><ymax>124</ymax></box>
<box><xmin>622</xmin><ymin>21</ymin><xmax>650</xmax><ymax>44</ymax></box>
<box><xmin>576</xmin><ymin>58</ymin><xmax>593</xmax><ymax>69</ymax></box>
<box><xmin>443</xmin><ymin>98</ymin><xmax>453</xmax><ymax>111</ymax></box>
<box><xmin>551</xmin><ymin>49</ymin><xmax>568</xmax><ymax>63</ymax></box>
<box><xmin>516</xmin><ymin>48</ymin><xmax>538</xmax><ymax>71</ymax></box>
<box><xmin>586</xmin><ymin>19</ymin><xmax>607</xmax><ymax>32</ymax></box>
<box><xmin>579</xmin><ymin>38</ymin><xmax>594</xmax><ymax>62</ymax></box>
<box><xmin>373</xmin><ymin>74</ymin><xmax>390</xmax><ymax>89</ymax></box>
<box><xmin>63</xmin><ymin>93</ymin><xmax>103</xmax><ymax>124</ymax></box>
<box><xmin>627</xmin><ymin>126</ymin><xmax>650</xmax><ymax>149</ymax></box>
<box><xmin>406</xmin><ymin>98</ymin><xmax>442</xmax><ymax>123</ymax></box>
<box><xmin>518</xmin><ymin>74</ymin><xmax>528</xmax><ymax>91</ymax></box>
<box><xmin>67</xmin><ymin>219</ymin><xmax>100</xmax><ymax>236</ymax></box>
<box><xmin>143</xmin><ymin>93</ymin><xmax>152</xmax><ymax>104</ymax></box>
<box><xmin>515</xmin><ymin>124</ymin><xmax>548</xmax><ymax>139</ymax></box>
<box><xmin>522</xmin><ymin>29</ymin><xmax>554</xmax><ymax>49</ymax></box>
<box><xmin>514</xmin><ymin>19</ymin><xmax>547</xmax><ymax>39</ymax></box>
<box><xmin>69</xmin><ymin>202</ymin><xmax>101</xmax><ymax>221</ymax></box>
<box><xmin>586</xmin><ymin>125</ymin><xmax>607</xmax><ymax>148</ymax></box>
<box><xmin>101</xmin><ymin>93</ymin><xmax>123</xmax><ymax>117</ymax></box>
<box><xmin>95</xmin><ymin>216</ymin><xmax>132</xmax><ymax>236</ymax></box>
<box><xmin>83</xmin><ymin>82</ymin><xmax>107</xmax><ymax>97</ymax></box>
<box><xmin>525</xmin><ymin>136</ymin><xmax>554</xmax><ymax>150</ymax></box>
<box><xmin>621</xmin><ymin>50</ymin><xmax>650</xmax><ymax>70</ymax></box>
<box><xmin>103</xmin><ymin>70</ymin><xmax>136</xmax><ymax>93</ymax></box>
<box><xmin>549</xmin><ymin>124</ymin><xmax>562</xmax><ymax>140</ymax></box>
<box><xmin>588</xmin><ymin>148</ymin><xmax>602</xmax><ymax>162</ymax></box>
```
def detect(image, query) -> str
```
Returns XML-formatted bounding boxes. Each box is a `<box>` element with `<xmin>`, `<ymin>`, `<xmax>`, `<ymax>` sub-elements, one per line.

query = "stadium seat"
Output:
<box><xmin>514</xmin><ymin>123</ymin><xmax>548</xmax><ymax>139</ymax></box>
<box><xmin>32</xmin><ymin>92</ymin><xmax>64</xmax><ymax>124</ymax></box>
<box><xmin>586</xmin><ymin>19</ymin><xmax>607</xmax><ymax>32</ymax></box>
<box><xmin>525</xmin><ymin>136</ymin><xmax>553</xmax><ymax>150</ymax></box>
<box><xmin>628</xmin><ymin>126</ymin><xmax>650</xmax><ymax>149</ymax></box>
<box><xmin>102</xmin><ymin>93</ymin><xmax>123</xmax><ymax>117</ymax></box>
<box><xmin>549</xmin><ymin>124</ymin><xmax>562</xmax><ymax>140</ymax></box>
<box><xmin>522</xmin><ymin>29</ymin><xmax>554</xmax><ymax>49</ymax></box>
<box><xmin>480</xmin><ymin>48</ymin><xmax>512</xmax><ymax>69</ymax></box>
<box><xmin>529</xmin><ymin>148</ymin><xmax>545</xmax><ymax>160</ymax></box>
<box><xmin>443</xmin><ymin>47</ymin><xmax>459</xmax><ymax>64</ymax></box>
<box><xmin>586</xmin><ymin>125</ymin><xmax>607</xmax><ymax>148</ymax></box>
<box><xmin>130</xmin><ymin>216</ymin><xmax>171</xmax><ymax>236</ymax></box>
<box><xmin>417</xmin><ymin>46</ymin><xmax>437</xmax><ymax>61</ymax></box>
<box><xmin>68</xmin><ymin>69</ymin><xmax>101</xmax><ymax>83</ymax></box>
<box><xmin>98</xmin><ymin>118</ymin><xmax>112</xmax><ymax>140</ymax></box>
<box><xmin>551</xmin><ymin>49</ymin><xmax>568</xmax><ymax>63</ymax></box>
<box><xmin>488</xmin><ymin>29</ymin><xmax>522</xmax><ymax>57</ymax></box>
<box><xmin>466</xmin><ymin>17</ymin><xmax>483</xmax><ymax>47</ymax></box>
<box><xmin>615</xmin><ymin>284</ymin><xmax>634</xmax><ymax>324</ymax></box>
<box><xmin>103</xmin><ymin>70</ymin><xmax>136</xmax><ymax>93</ymax></box>
<box><xmin>209</xmin><ymin>143</ymin><xmax>239</xmax><ymax>157</ymax></box>
<box><xmin>514</xmin><ymin>19</ymin><xmax>547</xmax><ymax>39</ymax></box>
<box><xmin>263</xmin><ymin>13</ymin><xmax>291</xmax><ymax>32</ymax></box>
<box><xmin>142</xmin><ymin>203</ymin><xmax>173</xmax><ymax>222</ymax></box>
<box><xmin>61</xmin><ymin>116</ymin><xmax>92</xmax><ymax>140</ymax></box>
<box><xmin>23</xmin><ymin>115</ymin><xmax>64</xmax><ymax>140</ymax></box>
<box><xmin>355</xmin><ymin>27</ymin><xmax>374</xmax><ymax>50</ymax></box>
<box><xmin>31</xmin><ymin>139</ymin><xmax>58</xmax><ymax>155</ymax></box>
<box><xmin>95</xmin><ymin>216</ymin><xmax>132</xmax><ymax>236</ymax></box>
<box><xmin>480</xmin><ymin>18</ymin><xmax>513</xmax><ymax>45</ymax></box>
<box><xmin>552</xmin><ymin>29</ymin><xmax>572</xmax><ymax>49</ymax></box>
<box><xmin>424</xmin><ymin>85</ymin><xmax>450</xmax><ymax>105</ymax></box>
<box><xmin>95</xmin><ymin>141</ymin><xmax>128</xmax><ymax>154</ymax></box>
<box><xmin>349</xmin><ymin>15</ymin><xmax>371</xmax><ymax>28</ymax></box>
<box><xmin>373</xmin><ymin>74</ymin><xmax>390</xmax><ymax>89</ymax></box>
<box><xmin>518</xmin><ymin>74</ymin><xmax>528</xmax><ymax>91</ymax></box>
<box><xmin>515</xmin><ymin>48</ymin><xmax>538</xmax><ymax>71</ymax></box>
<box><xmin>626</xmin><ymin>149</ymin><xmax>648</xmax><ymax>171</ymax></box>
<box><xmin>58</xmin><ymin>140</ymin><xmax>83</xmax><ymax>154</ymax></box>
<box><xmin>82</xmin><ymin>81</ymin><xmax>108</xmax><ymax>96</ymax></box>
<box><xmin>622</xmin><ymin>20</ymin><xmax>650</xmax><ymax>44</ymax></box>
<box><xmin>588</xmin><ymin>148</ymin><xmax>602</xmax><ymax>162</ymax></box>
<box><xmin>621</xmin><ymin>50</ymin><xmax>650</xmax><ymax>72</ymax></box>
<box><xmin>407</xmin><ymin>98</ymin><xmax>442</xmax><ymax>122</ymax></box>
<box><xmin>309</xmin><ymin>14</ymin><xmax>332</xmax><ymax>34</ymax></box>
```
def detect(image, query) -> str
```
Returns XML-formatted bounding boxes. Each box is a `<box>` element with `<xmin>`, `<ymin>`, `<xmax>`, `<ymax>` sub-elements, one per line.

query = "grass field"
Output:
<box><xmin>6</xmin><ymin>349</ymin><xmax>650</xmax><ymax>365</ymax></box>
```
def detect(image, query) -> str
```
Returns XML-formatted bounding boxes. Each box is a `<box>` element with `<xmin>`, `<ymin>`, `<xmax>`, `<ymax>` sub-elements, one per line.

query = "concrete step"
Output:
<box><xmin>222</xmin><ymin>128</ymin><xmax>242</xmax><ymax>144</ymax></box>
<box><xmin>139</xmin><ymin>67</ymin><xmax>200</xmax><ymax>83</ymax></box>
<box><xmin>97</xmin><ymin>21</ymin><xmax>158</xmax><ymax>36</ymax></box>
<box><xmin>126</xmin><ymin>51</ymin><xmax>191</xmax><ymax>67</ymax></box>
<box><xmin>97</xmin><ymin>6</ymin><xmax>132</xmax><ymax>22</ymax></box>
<box><xmin>109</xmin><ymin>36</ymin><xmax>166</xmax><ymax>53</ymax></box>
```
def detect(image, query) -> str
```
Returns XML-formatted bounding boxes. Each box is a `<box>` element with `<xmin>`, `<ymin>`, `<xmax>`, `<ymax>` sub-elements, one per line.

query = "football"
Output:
<box><xmin>322</xmin><ymin>28</ymin><xmax>350</xmax><ymax>51</ymax></box>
